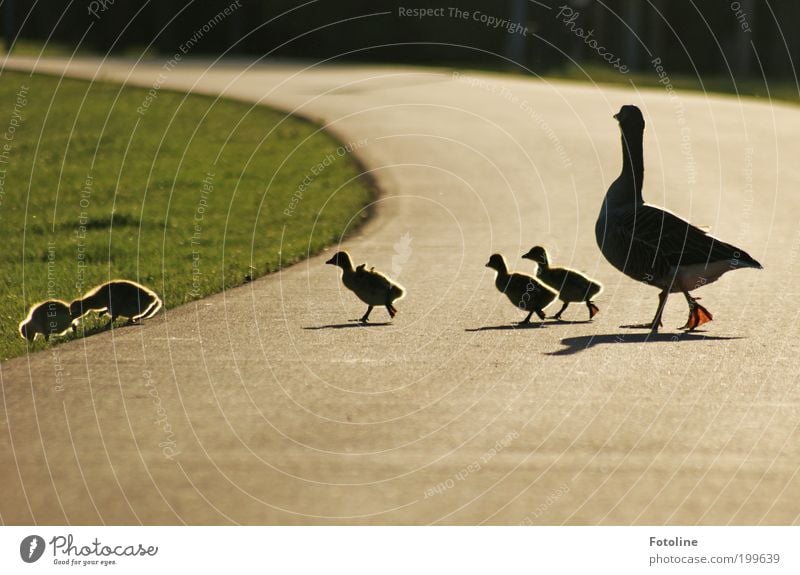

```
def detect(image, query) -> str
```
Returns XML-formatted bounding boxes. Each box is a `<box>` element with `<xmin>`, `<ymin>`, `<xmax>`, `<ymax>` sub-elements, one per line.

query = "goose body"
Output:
<box><xmin>326</xmin><ymin>251</ymin><xmax>405</xmax><ymax>323</ymax></box>
<box><xmin>595</xmin><ymin>105</ymin><xmax>762</xmax><ymax>331</ymax></box>
<box><xmin>19</xmin><ymin>299</ymin><xmax>76</xmax><ymax>341</ymax></box>
<box><xmin>485</xmin><ymin>253</ymin><xmax>557</xmax><ymax>323</ymax></box>
<box><xmin>522</xmin><ymin>246</ymin><xmax>603</xmax><ymax>320</ymax></box>
<box><xmin>71</xmin><ymin>280</ymin><xmax>162</xmax><ymax>326</ymax></box>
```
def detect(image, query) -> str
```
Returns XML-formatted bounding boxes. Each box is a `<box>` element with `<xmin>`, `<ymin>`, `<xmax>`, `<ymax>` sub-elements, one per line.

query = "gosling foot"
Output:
<box><xmin>359</xmin><ymin>305</ymin><xmax>374</xmax><ymax>324</ymax></box>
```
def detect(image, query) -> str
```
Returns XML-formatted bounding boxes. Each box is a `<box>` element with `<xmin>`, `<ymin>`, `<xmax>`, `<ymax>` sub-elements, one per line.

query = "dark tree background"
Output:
<box><xmin>2</xmin><ymin>0</ymin><xmax>798</xmax><ymax>80</ymax></box>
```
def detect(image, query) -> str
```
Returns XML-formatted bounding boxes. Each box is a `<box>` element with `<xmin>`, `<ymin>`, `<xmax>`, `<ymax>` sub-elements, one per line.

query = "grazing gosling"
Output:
<box><xmin>325</xmin><ymin>251</ymin><xmax>405</xmax><ymax>323</ymax></box>
<box><xmin>19</xmin><ymin>299</ymin><xmax>76</xmax><ymax>341</ymax></box>
<box><xmin>70</xmin><ymin>280</ymin><xmax>162</xmax><ymax>327</ymax></box>
<box><xmin>485</xmin><ymin>253</ymin><xmax>557</xmax><ymax>324</ymax></box>
<box><xmin>522</xmin><ymin>246</ymin><xmax>603</xmax><ymax>320</ymax></box>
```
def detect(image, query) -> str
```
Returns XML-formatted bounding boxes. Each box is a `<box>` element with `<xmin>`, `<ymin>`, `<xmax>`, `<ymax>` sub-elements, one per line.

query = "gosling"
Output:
<box><xmin>485</xmin><ymin>253</ymin><xmax>558</xmax><ymax>324</ymax></box>
<box><xmin>325</xmin><ymin>251</ymin><xmax>405</xmax><ymax>323</ymax></box>
<box><xmin>19</xmin><ymin>299</ymin><xmax>76</xmax><ymax>341</ymax></box>
<box><xmin>70</xmin><ymin>280</ymin><xmax>163</xmax><ymax>327</ymax></box>
<box><xmin>522</xmin><ymin>246</ymin><xmax>603</xmax><ymax>320</ymax></box>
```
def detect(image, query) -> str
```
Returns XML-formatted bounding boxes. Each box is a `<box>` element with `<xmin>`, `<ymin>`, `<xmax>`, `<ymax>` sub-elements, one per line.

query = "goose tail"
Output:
<box><xmin>139</xmin><ymin>294</ymin><xmax>163</xmax><ymax>320</ymax></box>
<box><xmin>390</xmin><ymin>283</ymin><xmax>406</xmax><ymax>302</ymax></box>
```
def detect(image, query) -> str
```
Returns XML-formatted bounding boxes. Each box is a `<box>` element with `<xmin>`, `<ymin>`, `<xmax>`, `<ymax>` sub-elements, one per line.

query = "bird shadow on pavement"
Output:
<box><xmin>548</xmin><ymin>331</ymin><xmax>742</xmax><ymax>356</ymax></box>
<box><xmin>465</xmin><ymin>322</ymin><xmax>547</xmax><ymax>332</ymax></box>
<box><xmin>303</xmin><ymin>321</ymin><xmax>392</xmax><ymax>330</ymax></box>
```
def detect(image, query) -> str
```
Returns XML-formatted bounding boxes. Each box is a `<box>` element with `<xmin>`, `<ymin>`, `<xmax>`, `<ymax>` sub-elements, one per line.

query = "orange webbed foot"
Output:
<box><xmin>680</xmin><ymin>300</ymin><xmax>713</xmax><ymax>331</ymax></box>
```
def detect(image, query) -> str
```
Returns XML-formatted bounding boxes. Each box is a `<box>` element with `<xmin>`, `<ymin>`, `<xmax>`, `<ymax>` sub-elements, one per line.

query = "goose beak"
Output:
<box><xmin>484</xmin><ymin>261</ymin><xmax>491</xmax><ymax>268</ymax></box>
<box><xmin>521</xmin><ymin>252</ymin><xmax>531</xmax><ymax>260</ymax></box>
<box><xmin>613</xmin><ymin>112</ymin><xmax>620</xmax><ymax>120</ymax></box>
<box><xmin>325</xmin><ymin>256</ymin><xmax>336</xmax><ymax>265</ymax></box>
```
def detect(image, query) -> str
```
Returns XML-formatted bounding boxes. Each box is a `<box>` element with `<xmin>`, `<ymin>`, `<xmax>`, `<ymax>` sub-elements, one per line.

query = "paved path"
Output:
<box><xmin>1</xmin><ymin>57</ymin><xmax>798</xmax><ymax>525</ymax></box>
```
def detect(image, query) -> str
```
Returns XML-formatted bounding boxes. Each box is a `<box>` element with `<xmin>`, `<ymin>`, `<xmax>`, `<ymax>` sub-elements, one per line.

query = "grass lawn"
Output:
<box><xmin>0</xmin><ymin>70</ymin><xmax>372</xmax><ymax>360</ymax></box>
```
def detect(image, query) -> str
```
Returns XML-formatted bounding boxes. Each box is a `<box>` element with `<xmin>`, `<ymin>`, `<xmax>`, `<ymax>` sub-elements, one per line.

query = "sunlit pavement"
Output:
<box><xmin>1</xmin><ymin>57</ymin><xmax>798</xmax><ymax>524</ymax></box>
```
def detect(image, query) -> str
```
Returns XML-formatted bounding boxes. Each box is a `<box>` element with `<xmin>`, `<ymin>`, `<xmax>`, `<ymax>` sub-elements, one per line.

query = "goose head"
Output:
<box><xmin>18</xmin><ymin>320</ymin><xmax>34</xmax><ymax>341</ymax></box>
<box><xmin>69</xmin><ymin>300</ymin><xmax>86</xmax><ymax>320</ymax></box>
<box><xmin>325</xmin><ymin>251</ymin><xmax>354</xmax><ymax>270</ymax></box>
<box><xmin>522</xmin><ymin>246</ymin><xmax>548</xmax><ymax>267</ymax></box>
<box><xmin>613</xmin><ymin>104</ymin><xmax>645</xmax><ymax>132</ymax></box>
<box><xmin>485</xmin><ymin>254</ymin><xmax>507</xmax><ymax>273</ymax></box>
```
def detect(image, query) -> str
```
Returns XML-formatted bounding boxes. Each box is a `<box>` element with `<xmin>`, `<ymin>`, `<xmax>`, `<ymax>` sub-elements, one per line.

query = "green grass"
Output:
<box><xmin>0</xmin><ymin>71</ymin><xmax>372</xmax><ymax>360</ymax></box>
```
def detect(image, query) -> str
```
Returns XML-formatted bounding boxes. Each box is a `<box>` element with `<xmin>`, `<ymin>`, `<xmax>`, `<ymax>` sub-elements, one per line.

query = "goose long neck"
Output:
<box><xmin>620</xmin><ymin>124</ymin><xmax>644</xmax><ymax>201</ymax></box>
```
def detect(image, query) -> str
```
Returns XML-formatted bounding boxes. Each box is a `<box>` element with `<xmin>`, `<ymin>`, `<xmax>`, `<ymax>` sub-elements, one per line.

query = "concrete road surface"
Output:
<box><xmin>1</xmin><ymin>57</ymin><xmax>798</xmax><ymax>525</ymax></box>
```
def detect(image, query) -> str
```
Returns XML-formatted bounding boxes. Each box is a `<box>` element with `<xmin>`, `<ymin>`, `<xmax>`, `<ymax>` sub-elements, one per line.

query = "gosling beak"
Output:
<box><xmin>484</xmin><ymin>261</ymin><xmax>491</xmax><ymax>268</ymax></box>
<box><xmin>325</xmin><ymin>256</ymin><xmax>336</xmax><ymax>265</ymax></box>
<box><xmin>521</xmin><ymin>252</ymin><xmax>532</xmax><ymax>260</ymax></box>
<box><xmin>613</xmin><ymin>112</ymin><xmax>620</xmax><ymax>120</ymax></box>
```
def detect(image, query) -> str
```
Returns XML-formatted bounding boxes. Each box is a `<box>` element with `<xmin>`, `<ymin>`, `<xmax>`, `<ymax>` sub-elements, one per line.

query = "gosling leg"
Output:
<box><xmin>385</xmin><ymin>304</ymin><xmax>397</xmax><ymax>318</ymax></box>
<box><xmin>622</xmin><ymin>289</ymin><xmax>668</xmax><ymax>332</ymax></box>
<box><xmin>679</xmin><ymin>291</ymin><xmax>713</xmax><ymax>331</ymax></box>
<box><xmin>586</xmin><ymin>301</ymin><xmax>600</xmax><ymax>319</ymax></box>
<box><xmin>360</xmin><ymin>306</ymin><xmax>374</xmax><ymax>323</ymax></box>
<box><xmin>552</xmin><ymin>301</ymin><xmax>570</xmax><ymax>321</ymax></box>
<box><xmin>519</xmin><ymin>310</ymin><xmax>534</xmax><ymax>324</ymax></box>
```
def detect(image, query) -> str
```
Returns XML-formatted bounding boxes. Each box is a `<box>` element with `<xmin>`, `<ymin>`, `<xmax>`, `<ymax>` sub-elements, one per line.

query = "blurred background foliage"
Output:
<box><xmin>1</xmin><ymin>0</ymin><xmax>797</xmax><ymax>84</ymax></box>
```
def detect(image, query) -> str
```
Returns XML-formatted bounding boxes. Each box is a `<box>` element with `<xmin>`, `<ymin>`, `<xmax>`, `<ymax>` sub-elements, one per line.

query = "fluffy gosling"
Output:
<box><xmin>522</xmin><ymin>246</ymin><xmax>603</xmax><ymax>320</ymax></box>
<box><xmin>71</xmin><ymin>280</ymin><xmax>162</xmax><ymax>327</ymax></box>
<box><xmin>19</xmin><ymin>299</ymin><xmax>76</xmax><ymax>341</ymax></box>
<box><xmin>325</xmin><ymin>251</ymin><xmax>405</xmax><ymax>323</ymax></box>
<box><xmin>485</xmin><ymin>253</ymin><xmax>557</xmax><ymax>324</ymax></box>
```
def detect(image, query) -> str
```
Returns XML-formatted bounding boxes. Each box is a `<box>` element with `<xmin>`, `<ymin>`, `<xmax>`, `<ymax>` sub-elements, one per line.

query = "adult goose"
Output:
<box><xmin>595</xmin><ymin>104</ymin><xmax>762</xmax><ymax>331</ymax></box>
<box><xmin>485</xmin><ymin>253</ymin><xmax>557</xmax><ymax>324</ymax></box>
<box><xmin>522</xmin><ymin>246</ymin><xmax>603</xmax><ymax>320</ymax></box>
<box><xmin>326</xmin><ymin>251</ymin><xmax>405</xmax><ymax>323</ymax></box>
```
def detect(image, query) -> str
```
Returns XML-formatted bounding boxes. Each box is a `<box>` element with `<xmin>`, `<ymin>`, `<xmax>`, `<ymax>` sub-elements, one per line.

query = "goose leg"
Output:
<box><xmin>385</xmin><ymin>304</ymin><xmax>397</xmax><ymax>318</ymax></box>
<box><xmin>360</xmin><ymin>306</ymin><xmax>374</xmax><ymax>323</ymax></box>
<box><xmin>552</xmin><ymin>301</ymin><xmax>570</xmax><ymax>320</ymax></box>
<box><xmin>519</xmin><ymin>310</ymin><xmax>534</xmax><ymax>324</ymax></box>
<box><xmin>679</xmin><ymin>291</ymin><xmax>713</xmax><ymax>331</ymax></box>
<box><xmin>586</xmin><ymin>301</ymin><xmax>600</xmax><ymax>319</ymax></box>
<box><xmin>622</xmin><ymin>289</ymin><xmax>667</xmax><ymax>331</ymax></box>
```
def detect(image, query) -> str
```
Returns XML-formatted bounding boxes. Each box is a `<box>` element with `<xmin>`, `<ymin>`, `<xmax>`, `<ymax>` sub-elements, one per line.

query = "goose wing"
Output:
<box><xmin>354</xmin><ymin>267</ymin><xmax>394</xmax><ymax>294</ymax></box>
<box><xmin>505</xmin><ymin>272</ymin><xmax>539</xmax><ymax>295</ymax></box>
<box><xmin>611</xmin><ymin>204</ymin><xmax>757</xmax><ymax>279</ymax></box>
